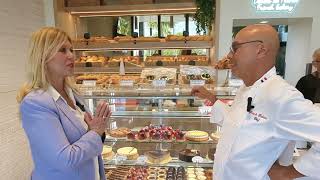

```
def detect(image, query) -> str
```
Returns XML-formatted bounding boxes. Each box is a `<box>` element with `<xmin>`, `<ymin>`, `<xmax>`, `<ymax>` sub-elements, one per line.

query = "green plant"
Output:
<box><xmin>118</xmin><ymin>17</ymin><xmax>131</xmax><ymax>35</ymax></box>
<box><xmin>160</xmin><ymin>22</ymin><xmax>171</xmax><ymax>37</ymax></box>
<box><xmin>148</xmin><ymin>21</ymin><xmax>158</xmax><ymax>37</ymax></box>
<box><xmin>193</xmin><ymin>0</ymin><xmax>215</xmax><ymax>34</ymax></box>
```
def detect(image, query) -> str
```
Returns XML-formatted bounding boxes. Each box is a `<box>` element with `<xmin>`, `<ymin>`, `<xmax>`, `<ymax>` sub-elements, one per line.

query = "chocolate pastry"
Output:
<box><xmin>179</xmin><ymin>149</ymin><xmax>201</xmax><ymax>162</ymax></box>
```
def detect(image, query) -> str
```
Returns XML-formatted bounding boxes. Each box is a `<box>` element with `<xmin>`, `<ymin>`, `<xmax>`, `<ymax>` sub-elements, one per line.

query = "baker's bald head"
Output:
<box><xmin>235</xmin><ymin>24</ymin><xmax>280</xmax><ymax>60</ymax></box>
<box><xmin>227</xmin><ymin>24</ymin><xmax>280</xmax><ymax>86</ymax></box>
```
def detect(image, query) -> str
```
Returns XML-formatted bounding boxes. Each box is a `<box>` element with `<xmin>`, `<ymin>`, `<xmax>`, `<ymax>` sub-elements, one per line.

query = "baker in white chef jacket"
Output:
<box><xmin>192</xmin><ymin>24</ymin><xmax>320</xmax><ymax>180</ymax></box>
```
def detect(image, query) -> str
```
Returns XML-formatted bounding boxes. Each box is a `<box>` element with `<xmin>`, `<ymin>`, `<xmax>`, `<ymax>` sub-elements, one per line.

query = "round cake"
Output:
<box><xmin>145</xmin><ymin>150</ymin><xmax>172</xmax><ymax>164</ymax></box>
<box><xmin>185</xmin><ymin>130</ymin><xmax>209</xmax><ymax>142</ymax></box>
<box><xmin>210</xmin><ymin>131</ymin><xmax>220</xmax><ymax>143</ymax></box>
<box><xmin>116</xmin><ymin>147</ymin><xmax>139</xmax><ymax>160</ymax></box>
<box><xmin>101</xmin><ymin>145</ymin><xmax>113</xmax><ymax>159</ymax></box>
<box><xmin>179</xmin><ymin>149</ymin><xmax>201</xmax><ymax>162</ymax></box>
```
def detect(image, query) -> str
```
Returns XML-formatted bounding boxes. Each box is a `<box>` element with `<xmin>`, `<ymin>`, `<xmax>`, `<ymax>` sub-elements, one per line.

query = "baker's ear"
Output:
<box><xmin>257</xmin><ymin>44</ymin><xmax>268</xmax><ymax>58</ymax></box>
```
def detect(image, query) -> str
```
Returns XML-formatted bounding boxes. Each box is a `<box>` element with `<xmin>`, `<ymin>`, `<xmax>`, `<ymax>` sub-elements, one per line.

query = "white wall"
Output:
<box><xmin>286</xmin><ymin>19</ymin><xmax>313</xmax><ymax>85</ymax></box>
<box><xmin>215</xmin><ymin>0</ymin><xmax>320</xmax><ymax>85</ymax></box>
<box><xmin>0</xmin><ymin>0</ymin><xmax>45</xmax><ymax>179</ymax></box>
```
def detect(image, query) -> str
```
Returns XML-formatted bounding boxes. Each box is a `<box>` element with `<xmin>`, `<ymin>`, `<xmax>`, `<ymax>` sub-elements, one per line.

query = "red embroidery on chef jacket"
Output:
<box><xmin>249</xmin><ymin>111</ymin><xmax>268</xmax><ymax>122</ymax></box>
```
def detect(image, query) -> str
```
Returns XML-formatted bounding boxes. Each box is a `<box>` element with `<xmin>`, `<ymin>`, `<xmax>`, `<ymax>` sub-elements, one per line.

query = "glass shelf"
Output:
<box><xmin>110</xmin><ymin>111</ymin><xmax>210</xmax><ymax>118</ymax></box>
<box><xmin>104</xmin><ymin>137</ymin><xmax>216</xmax><ymax>145</ymax></box>
<box><xmin>79</xmin><ymin>85</ymin><xmax>237</xmax><ymax>99</ymax></box>
<box><xmin>84</xmin><ymin>95</ymin><xmax>196</xmax><ymax>99</ymax></box>
<box><xmin>104</xmin><ymin>157</ymin><xmax>213</xmax><ymax>168</ymax></box>
<box><xmin>83</xmin><ymin>95</ymin><xmax>234</xmax><ymax>100</ymax></box>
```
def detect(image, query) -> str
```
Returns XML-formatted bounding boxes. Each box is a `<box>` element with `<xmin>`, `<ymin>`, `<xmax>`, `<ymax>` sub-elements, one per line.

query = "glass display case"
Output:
<box><xmin>66</xmin><ymin>4</ymin><xmax>236</xmax><ymax>178</ymax></box>
<box><xmin>79</xmin><ymin>85</ymin><xmax>236</xmax><ymax>169</ymax></box>
<box><xmin>71</xmin><ymin>24</ymin><xmax>234</xmax><ymax>179</ymax></box>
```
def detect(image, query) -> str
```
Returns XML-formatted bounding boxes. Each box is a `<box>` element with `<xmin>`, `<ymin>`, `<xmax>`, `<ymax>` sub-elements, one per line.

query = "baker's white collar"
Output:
<box><xmin>251</xmin><ymin>66</ymin><xmax>277</xmax><ymax>87</ymax></box>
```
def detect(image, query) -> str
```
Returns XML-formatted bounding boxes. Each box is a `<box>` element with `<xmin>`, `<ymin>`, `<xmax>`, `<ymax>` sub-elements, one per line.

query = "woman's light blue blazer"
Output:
<box><xmin>20</xmin><ymin>90</ymin><xmax>106</xmax><ymax>180</ymax></box>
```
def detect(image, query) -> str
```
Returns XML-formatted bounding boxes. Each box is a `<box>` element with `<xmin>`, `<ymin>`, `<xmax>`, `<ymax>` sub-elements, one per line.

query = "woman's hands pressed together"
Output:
<box><xmin>84</xmin><ymin>101</ymin><xmax>112</xmax><ymax>136</ymax></box>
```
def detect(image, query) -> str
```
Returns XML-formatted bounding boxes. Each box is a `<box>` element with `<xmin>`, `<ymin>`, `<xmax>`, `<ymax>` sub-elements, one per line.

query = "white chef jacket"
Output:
<box><xmin>211</xmin><ymin>67</ymin><xmax>320</xmax><ymax>180</ymax></box>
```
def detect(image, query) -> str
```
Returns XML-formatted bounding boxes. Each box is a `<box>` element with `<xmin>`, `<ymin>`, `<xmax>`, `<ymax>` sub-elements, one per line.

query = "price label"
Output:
<box><xmin>190</xmin><ymin>80</ymin><xmax>205</xmax><ymax>86</ymax></box>
<box><xmin>192</xmin><ymin>156</ymin><xmax>204</xmax><ymax>163</ymax></box>
<box><xmin>82</xmin><ymin>80</ymin><xmax>96</xmax><ymax>86</ymax></box>
<box><xmin>174</xmin><ymin>87</ymin><xmax>180</xmax><ymax>96</ymax></box>
<box><xmin>120</xmin><ymin>80</ymin><xmax>134</xmax><ymax>87</ymax></box>
<box><xmin>136</xmin><ymin>155</ymin><xmax>147</xmax><ymax>165</ymax></box>
<box><xmin>115</xmin><ymin>155</ymin><xmax>127</xmax><ymax>163</ymax></box>
<box><xmin>152</xmin><ymin>80</ymin><xmax>166</xmax><ymax>87</ymax></box>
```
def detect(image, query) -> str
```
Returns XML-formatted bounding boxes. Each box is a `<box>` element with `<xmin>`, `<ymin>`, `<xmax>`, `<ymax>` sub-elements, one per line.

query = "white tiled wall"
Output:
<box><xmin>0</xmin><ymin>0</ymin><xmax>45</xmax><ymax>179</ymax></box>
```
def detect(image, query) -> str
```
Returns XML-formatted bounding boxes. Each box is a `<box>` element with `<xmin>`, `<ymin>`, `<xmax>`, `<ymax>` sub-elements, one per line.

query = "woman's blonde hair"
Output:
<box><xmin>313</xmin><ymin>48</ymin><xmax>320</xmax><ymax>61</ymax></box>
<box><xmin>17</xmin><ymin>27</ymin><xmax>78</xmax><ymax>103</ymax></box>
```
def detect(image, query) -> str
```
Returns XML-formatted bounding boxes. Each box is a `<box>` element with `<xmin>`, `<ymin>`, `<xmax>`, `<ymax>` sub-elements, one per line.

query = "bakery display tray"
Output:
<box><xmin>104</xmin><ymin>134</ymin><xmax>216</xmax><ymax>144</ymax></box>
<box><xmin>103</xmin><ymin>157</ymin><xmax>213</xmax><ymax>168</ymax></box>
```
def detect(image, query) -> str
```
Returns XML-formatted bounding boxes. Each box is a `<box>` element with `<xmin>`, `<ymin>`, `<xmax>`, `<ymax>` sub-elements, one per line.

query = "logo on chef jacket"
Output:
<box><xmin>249</xmin><ymin>111</ymin><xmax>267</xmax><ymax>122</ymax></box>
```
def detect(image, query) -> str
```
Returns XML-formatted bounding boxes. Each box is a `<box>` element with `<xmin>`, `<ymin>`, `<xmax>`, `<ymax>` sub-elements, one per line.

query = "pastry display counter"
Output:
<box><xmin>80</xmin><ymin>87</ymin><xmax>234</xmax><ymax>171</ymax></box>
<box><xmin>63</xmin><ymin>2</ymin><xmax>225</xmax><ymax>178</ymax></box>
<box><xmin>66</xmin><ymin>9</ymin><xmax>235</xmax><ymax>178</ymax></box>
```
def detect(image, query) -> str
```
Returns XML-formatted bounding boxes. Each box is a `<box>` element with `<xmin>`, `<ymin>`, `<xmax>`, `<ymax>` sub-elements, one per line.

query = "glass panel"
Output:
<box><xmin>81</xmin><ymin>16</ymin><xmax>117</xmax><ymax>37</ymax></box>
<box><xmin>78</xmin><ymin>16</ymin><xmax>133</xmax><ymax>37</ymax></box>
<box><xmin>160</xmin><ymin>15</ymin><xmax>173</xmax><ymax>37</ymax></box>
<box><xmin>133</xmin><ymin>15</ymin><xmax>158</xmax><ymax>37</ymax></box>
<box><xmin>171</xmin><ymin>15</ymin><xmax>186</xmax><ymax>36</ymax></box>
<box><xmin>189</xmin><ymin>15</ymin><xmax>207</xmax><ymax>35</ymax></box>
<box><xmin>117</xmin><ymin>16</ymin><xmax>132</xmax><ymax>36</ymax></box>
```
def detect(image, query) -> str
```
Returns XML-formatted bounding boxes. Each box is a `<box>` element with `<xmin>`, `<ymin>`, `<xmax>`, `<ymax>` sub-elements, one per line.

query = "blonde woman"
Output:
<box><xmin>17</xmin><ymin>27</ymin><xmax>111</xmax><ymax>180</ymax></box>
<box><xmin>296</xmin><ymin>48</ymin><xmax>320</xmax><ymax>103</ymax></box>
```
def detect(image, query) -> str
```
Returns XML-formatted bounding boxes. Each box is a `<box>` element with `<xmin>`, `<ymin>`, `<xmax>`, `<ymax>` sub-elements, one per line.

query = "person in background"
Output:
<box><xmin>192</xmin><ymin>24</ymin><xmax>320</xmax><ymax>180</ymax></box>
<box><xmin>296</xmin><ymin>48</ymin><xmax>320</xmax><ymax>103</ymax></box>
<box><xmin>16</xmin><ymin>27</ymin><xmax>111</xmax><ymax>180</ymax></box>
<box><xmin>275</xmin><ymin>41</ymin><xmax>286</xmax><ymax>78</ymax></box>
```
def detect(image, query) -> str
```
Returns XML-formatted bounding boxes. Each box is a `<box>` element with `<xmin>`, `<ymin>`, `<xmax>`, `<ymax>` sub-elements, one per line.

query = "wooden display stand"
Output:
<box><xmin>105</xmin><ymin>0</ymin><xmax>154</xmax><ymax>5</ymax></box>
<box><xmin>65</xmin><ymin>0</ymin><xmax>102</xmax><ymax>7</ymax></box>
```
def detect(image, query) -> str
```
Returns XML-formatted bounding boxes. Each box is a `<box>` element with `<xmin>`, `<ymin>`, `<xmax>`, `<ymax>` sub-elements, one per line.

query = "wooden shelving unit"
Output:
<box><xmin>65</xmin><ymin>3</ymin><xmax>197</xmax><ymax>17</ymax></box>
<box><xmin>73</xmin><ymin>40</ymin><xmax>214</xmax><ymax>51</ymax></box>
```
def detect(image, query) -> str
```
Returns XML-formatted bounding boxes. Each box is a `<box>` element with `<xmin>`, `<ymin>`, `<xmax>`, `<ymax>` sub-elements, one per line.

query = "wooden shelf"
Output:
<box><xmin>65</xmin><ymin>3</ymin><xmax>197</xmax><ymax>17</ymax></box>
<box><xmin>74</xmin><ymin>66</ymin><xmax>143</xmax><ymax>74</ymax></box>
<box><xmin>73</xmin><ymin>41</ymin><xmax>213</xmax><ymax>51</ymax></box>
